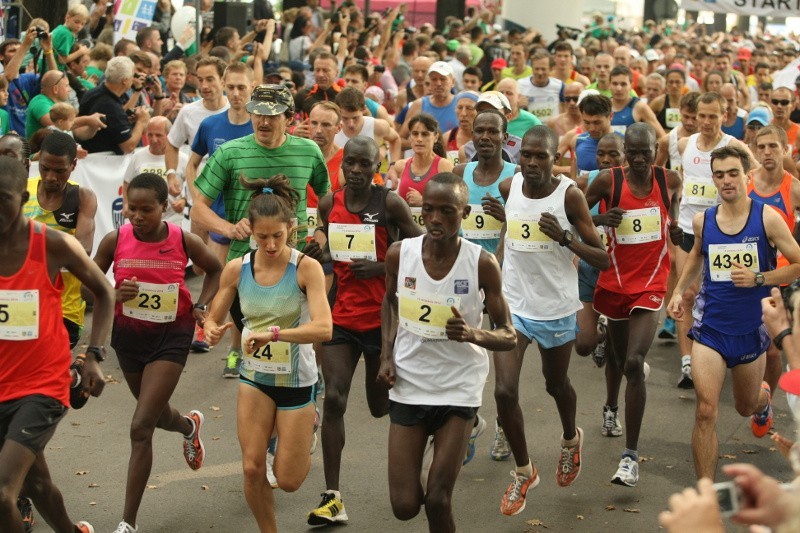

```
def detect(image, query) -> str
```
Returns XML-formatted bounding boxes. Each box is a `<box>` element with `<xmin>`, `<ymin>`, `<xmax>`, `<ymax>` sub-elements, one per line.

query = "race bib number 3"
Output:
<box><xmin>398</xmin><ymin>288</ymin><xmax>461</xmax><ymax>340</ymax></box>
<box><xmin>329</xmin><ymin>223</ymin><xmax>377</xmax><ymax>262</ymax></box>
<box><xmin>242</xmin><ymin>327</ymin><xmax>292</xmax><ymax>374</ymax></box>
<box><xmin>410</xmin><ymin>207</ymin><xmax>426</xmax><ymax>232</ymax></box>
<box><xmin>708</xmin><ymin>243</ymin><xmax>760</xmax><ymax>282</ymax></box>
<box><xmin>506</xmin><ymin>212</ymin><xmax>553</xmax><ymax>252</ymax></box>
<box><xmin>683</xmin><ymin>180</ymin><xmax>718</xmax><ymax>207</ymax></box>
<box><xmin>122</xmin><ymin>282</ymin><xmax>179</xmax><ymax>323</ymax></box>
<box><xmin>616</xmin><ymin>208</ymin><xmax>661</xmax><ymax>244</ymax></box>
<box><xmin>0</xmin><ymin>290</ymin><xmax>39</xmax><ymax>340</ymax></box>
<box><xmin>462</xmin><ymin>205</ymin><xmax>502</xmax><ymax>239</ymax></box>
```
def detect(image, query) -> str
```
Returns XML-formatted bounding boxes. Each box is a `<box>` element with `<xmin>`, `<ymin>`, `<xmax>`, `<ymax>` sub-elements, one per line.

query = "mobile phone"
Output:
<box><xmin>713</xmin><ymin>481</ymin><xmax>742</xmax><ymax>518</ymax></box>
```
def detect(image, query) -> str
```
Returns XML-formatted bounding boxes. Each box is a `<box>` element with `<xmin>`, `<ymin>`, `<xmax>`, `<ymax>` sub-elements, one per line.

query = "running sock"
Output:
<box><xmin>622</xmin><ymin>448</ymin><xmax>638</xmax><ymax>461</ymax></box>
<box><xmin>562</xmin><ymin>433</ymin><xmax>579</xmax><ymax>447</ymax></box>
<box><xmin>184</xmin><ymin>415</ymin><xmax>197</xmax><ymax>439</ymax></box>
<box><xmin>681</xmin><ymin>354</ymin><xmax>691</xmax><ymax>367</ymax></box>
<box><xmin>515</xmin><ymin>460</ymin><xmax>534</xmax><ymax>478</ymax></box>
<box><xmin>326</xmin><ymin>489</ymin><xmax>341</xmax><ymax>500</ymax></box>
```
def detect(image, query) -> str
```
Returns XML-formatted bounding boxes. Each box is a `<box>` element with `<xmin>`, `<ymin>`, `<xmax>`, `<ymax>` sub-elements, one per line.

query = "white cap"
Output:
<box><xmin>577</xmin><ymin>89</ymin><xmax>600</xmax><ymax>105</ymax></box>
<box><xmin>644</xmin><ymin>49</ymin><xmax>659</xmax><ymax>62</ymax></box>
<box><xmin>428</xmin><ymin>61</ymin><xmax>454</xmax><ymax>77</ymax></box>
<box><xmin>477</xmin><ymin>91</ymin><xmax>511</xmax><ymax>112</ymax></box>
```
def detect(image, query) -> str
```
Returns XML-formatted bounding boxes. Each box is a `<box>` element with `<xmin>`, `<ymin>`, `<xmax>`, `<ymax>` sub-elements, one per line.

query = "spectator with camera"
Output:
<box><xmin>4</xmin><ymin>26</ymin><xmax>58</xmax><ymax>135</ymax></box>
<box><xmin>125</xmin><ymin>51</ymin><xmax>167</xmax><ymax>117</ymax></box>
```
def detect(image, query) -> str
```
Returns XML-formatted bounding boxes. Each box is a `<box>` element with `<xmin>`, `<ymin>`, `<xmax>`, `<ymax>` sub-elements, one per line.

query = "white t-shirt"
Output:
<box><xmin>517</xmin><ymin>76</ymin><xmax>564</xmax><ymax>122</ymax></box>
<box><xmin>167</xmin><ymin>99</ymin><xmax>229</xmax><ymax>150</ymax></box>
<box><xmin>123</xmin><ymin>147</ymin><xmax>189</xmax><ymax>224</ymax></box>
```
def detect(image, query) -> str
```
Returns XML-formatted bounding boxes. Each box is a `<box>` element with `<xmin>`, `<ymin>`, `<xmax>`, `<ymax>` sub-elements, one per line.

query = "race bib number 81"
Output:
<box><xmin>683</xmin><ymin>180</ymin><xmax>718</xmax><ymax>207</ymax></box>
<box><xmin>398</xmin><ymin>288</ymin><xmax>461</xmax><ymax>340</ymax></box>
<box><xmin>708</xmin><ymin>243</ymin><xmax>760</xmax><ymax>282</ymax></box>
<box><xmin>0</xmin><ymin>290</ymin><xmax>39</xmax><ymax>340</ymax></box>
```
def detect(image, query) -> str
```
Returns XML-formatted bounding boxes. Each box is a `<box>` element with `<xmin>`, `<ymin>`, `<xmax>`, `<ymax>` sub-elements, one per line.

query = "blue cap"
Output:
<box><xmin>747</xmin><ymin>106</ymin><xmax>770</xmax><ymax>126</ymax></box>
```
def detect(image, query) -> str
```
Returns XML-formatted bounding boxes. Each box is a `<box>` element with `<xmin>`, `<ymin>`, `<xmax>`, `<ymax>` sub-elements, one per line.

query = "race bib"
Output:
<box><xmin>683</xmin><ymin>179</ymin><xmax>718</xmax><ymax>207</ymax></box>
<box><xmin>122</xmin><ymin>282</ymin><xmax>179</xmax><ymax>323</ymax></box>
<box><xmin>0</xmin><ymin>290</ymin><xmax>39</xmax><ymax>340</ymax></box>
<box><xmin>242</xmin><ymin>327</ymin><xmax>292</xmax><ymax>374</ymax></box>
<box><xmin>446</xmin><ymin>150</ymin><xmax>460</xmax><ymax>165</ymax></box>
<box><xmin>410</xmin><ymin>207</ymin><xmax>427</xmax><ymax>232</ymax></box>
<box><xmin>398</xmin><ymin>288</ymin><xmax>461</xmax><ymax>339</ymax></box>
<box><xmin>665</xmin><ymin>108</ymin><xmax>682</xmax><ymax>129</ymax></box>
<box><xmin>529</xmin><ymin>102</ymin><xmax>555</xmax><ymax>119</ymax></box>
<box><xmin>506</xmin><ymin>212</ymin><xmax>553</xmax><ymax>252</ymax></box>
<box><xmin>708</xmin><ymin>243</ymin><xmax>760</xmax><ymax>282</ymax></box>
<box><xmin>306</xmin><ymin>207</ymin><xmax>318</xmax><ymax>230</ymax></box>
<box><xmin>616</xmin><ymin>208</ymin><xmax>661</xmax><ymax>244</ymax></box>
<box><xmin>462</xmin><ymin>205</ymin><xmax>502</xmax><ymax>239</ymax></box>
<box><xmin>328</xmin><ymin>223</ymin><xmax>377</xmax><ymax>262</ymax></box>
<box><xmin>611</xmin><ymin>124</ymin><xmax>627</xmax><ymax>136</ymax></box>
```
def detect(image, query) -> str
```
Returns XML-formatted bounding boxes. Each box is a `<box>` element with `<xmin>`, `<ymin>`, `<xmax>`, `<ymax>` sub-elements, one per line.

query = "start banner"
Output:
<box><xmin>113</xmin><ymin>0</ymin><xmax>158</xmax><ymax>43</ymax></box>
<box><xmin>680</xmin><ymin>0</ymin><xmax>800</xmax><ymax>17</ymax></box>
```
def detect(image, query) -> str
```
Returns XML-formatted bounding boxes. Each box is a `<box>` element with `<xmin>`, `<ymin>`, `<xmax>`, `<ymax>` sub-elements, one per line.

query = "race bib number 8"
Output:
<box><xmin>616</xmin><ymin>208</ymin><xmax>661</xmax><ymax>244</ymax></box>
<box><xmin>398</xmin><ymin>288</ymin><xmax>461</xmax><ymax>340</ymax></box>
<box><xmin>683</xmin><ymin>180</ymin><xmax>718</xmax><ymax>207</ymax></box>
<box><xmin>708</xmin><ymin>243</ymin><xmax>760</xmax><ymax>282</ymax></box>
<box><xmin>506</xmin><ymin>212</ymin><xmax>553</xmax><ymax>252</ymax></box>
<box><xmin>410</xmin><ymin>207</ymin><xmax>427</xmax><ymax>232</ymax></box>
<box><xmin>123</xmin><ymin>282</ymin><xmax>179</xmax><ymax>323</ymax></box>
<box><xmin>329</xmin><ymin>223</ymin><xmax>377</xmax><ymax>262</ymax></box>
<box><xmin>242</xmin><ymin>327</ymin><xmax>292</xmax><ymax>374</ymax></box>
<box><xmin>0</xmin><ymin>290</ymin><xmax>39</xmax><ymax>340</ymax></box>
<box><xmin>462</xmin><ymin>205</ymin><xmax>502</xmax><ymax>239</ymax></box>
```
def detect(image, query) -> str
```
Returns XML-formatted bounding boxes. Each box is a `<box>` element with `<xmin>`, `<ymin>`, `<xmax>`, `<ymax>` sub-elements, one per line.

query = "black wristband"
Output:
<box><xmin>153</xmin><ymin>95</ymin><xmax>166</xmax><ymax>100</ymax></box>
<box><xmin>86</xmin><ymin>346</ymin><xmax>106</xmax><ymax>362</ymax></box>
<box><xmin>774</xmin><ymin>328</ymin><xmax>793</xmax><ymax>350</ymax></box>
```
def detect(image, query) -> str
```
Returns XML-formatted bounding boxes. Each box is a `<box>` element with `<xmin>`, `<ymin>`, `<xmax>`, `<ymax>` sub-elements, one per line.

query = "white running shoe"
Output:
<box><xmin>113</xmin><ymin>521</ymin><xmax>137</xmax><ymax>533</ymax></box>
<box><xmin>601</xmin><ymin>405</ymin><xmax>622</xmax><ymax>437</ymax></box>
<box><xmin>611</xmin><ymin>456</ymin><xmax>639</xmax><ymax>487</ymax></box>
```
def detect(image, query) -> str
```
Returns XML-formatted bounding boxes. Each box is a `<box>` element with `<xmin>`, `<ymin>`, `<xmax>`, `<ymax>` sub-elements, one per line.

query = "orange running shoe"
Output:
<box><xmin>751</xmin><ymin>381</ymin><xmax>773</xmax><ymax>438</ymax></box>
<box><xmin>183</xmin><ymin>410</ymin><xmax>205</xmax><ymax>470</ymax></box>
<box><xmin>556</xmin><ymin>427</ymin><xmax>583</xmax><ymax>487</ymax></box>
<box><xmin>500</xmin><ymin>466</ymin><xmax>540</xmax><ymax>516</ymax></box>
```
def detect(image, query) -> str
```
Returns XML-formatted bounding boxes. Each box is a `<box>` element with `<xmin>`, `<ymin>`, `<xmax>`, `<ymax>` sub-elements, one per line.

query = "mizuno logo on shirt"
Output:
<box><xmin>58</xmin><ymin>212</ymin><xmax>75</xmax><ymax>223</ymax></box>
<box><xmin>363</xmin><ymin>213</ymin><xmax>379</xmax><ymax>223</ymax></box>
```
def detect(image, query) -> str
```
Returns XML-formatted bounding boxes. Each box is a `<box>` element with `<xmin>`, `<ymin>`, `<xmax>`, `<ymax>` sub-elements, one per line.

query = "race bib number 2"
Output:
<box><xmin>0</xmin><ymin>290</ymin><xmax>39</xmax><ymax>340</ymax></box>
<box><xmin>398</xmin><ymin>288</ymin><xmax>461</xmax><ymax>340</ymax></box>
<box><xmin>122</xmin><ymin>282</ymin><xmax>179</xmax><ymax>323</ymax></box>
<box><xmin>708</xmin><ymin>243</ymin><xmax>760</xmax><ymax>282</ymax></box>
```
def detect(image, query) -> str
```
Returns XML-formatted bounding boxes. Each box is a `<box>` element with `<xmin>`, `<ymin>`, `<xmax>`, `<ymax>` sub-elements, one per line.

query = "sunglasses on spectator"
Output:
<box><xmin>772</xmin><ymin>99</ymin><xmax>792</xmax><ymax>106</ymax></box>
<box><xmin>563</xmin><ymin>96</ymin><xmax>579</xmax><ymax>103</ymax></box>
<box><xmin>746</xmin><ymin>124</ymin><xmax>764</xmax><ymax>131</ymax></box>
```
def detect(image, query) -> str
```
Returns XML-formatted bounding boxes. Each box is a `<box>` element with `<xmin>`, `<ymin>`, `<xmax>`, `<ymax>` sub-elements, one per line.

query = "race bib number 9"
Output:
<box><xmin>329</xmin><ymin>223</ymin><xmax>377</xmax><ymax>262</ymax></box>
<box><xmin>683</xmin><ymin>180</ymin><xmax>718</xmax><ymax>207</ymax></box>
<box><xmin>242</xmin><ymin>327</ymin><xmax>292</xmax><ymax>374</ymax></box>
<box><xmin>506</xmin><ymin>212</ymin><xmax>553</xmax><ymax>252</ymax></box>
<box><xmin>410</xmin><ymin>207</ymin><xmax>427</xmax><ymax>232</ymax></box>
<box><xmin>665</xmin><ymin>108</ymin><xmax>682</xmax><ymax>129</ymax></box>
<box><xmin>123</xmin><ymin>282</ymin><xmax>179</xmax><ymax>323</ymax></box>
<box><xmin>398</xmin><ymin>288</ymin><xmax>461</xmax><ymax>340</ymax></box>
<box><xmin>462</xmin><ymin>205</ymin><xmax>502</xmax><ymax>239</ymax></box>
<box><xmin>0</xmin><ymin>290</ymin><xmax>39</xmax><ymax>340</ymax></box>
<box><xmin>708</xmin><ymin>243</ymin><xmax>760</xmax><ymax>282</ymax></box>
<box><xmin>616</xmin><ymin>208</ymin><xmax>661</xmax><ymax>244</ymax></box>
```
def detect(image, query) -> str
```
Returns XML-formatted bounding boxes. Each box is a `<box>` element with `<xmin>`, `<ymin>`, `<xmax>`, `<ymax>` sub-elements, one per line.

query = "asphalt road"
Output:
<box><xmin>36</xmin><ymin>275</ymin><xmax>795</xmax><ymax>533</ymax></box>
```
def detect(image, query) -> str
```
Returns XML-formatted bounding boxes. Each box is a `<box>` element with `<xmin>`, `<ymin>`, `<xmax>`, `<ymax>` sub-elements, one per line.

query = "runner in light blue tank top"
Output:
<box><xmin>462</xmin><ymin>160</ymin><xmax>516</xmax><ymax>252</ymax></box>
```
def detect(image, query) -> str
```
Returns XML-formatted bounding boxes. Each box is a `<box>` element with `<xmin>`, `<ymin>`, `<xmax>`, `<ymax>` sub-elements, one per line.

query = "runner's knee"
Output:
<box><xmin>391</xmin><ymin>493</ymin><xmax>422</xmax><ymax>521</ymax></box>
<box><xmin>623</xmin><ymin>356</ymin><xmax>645</xmax><ymax>380</ymax></box>
<box><xmin>129</xmin><ymin>417</ymin><xmax>157</xmax><ymax>445</ymax></box>
<box><xmin>423</xmin><ymin>486</ymin><xmax>452</xmax><ymax>521</ymax></box>
<box><xmin>695</xmin><ymin>398</ymin><xmax>718</xmax><ymax>424</ymax></box>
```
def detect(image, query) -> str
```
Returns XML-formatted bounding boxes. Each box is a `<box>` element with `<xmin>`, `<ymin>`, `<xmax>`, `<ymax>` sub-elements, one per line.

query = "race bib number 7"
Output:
<box><xmin>708</xmin><ymin>243</ymin><xmax>760</xmax><ymax>282</ymax></box>
<box><xmin>398</xmin><ymin>288</ymin><xmax>461</xmax><ymax>340</ymax></box>
<box><xmin>329</xmin><ymin>223</ymin><xmax>377</xmax><ymax>262</ymax></box>
<box><xmin>0</xmin><ymin>290</ymin><xmax>39</xmax><ymax>340</ymax></box>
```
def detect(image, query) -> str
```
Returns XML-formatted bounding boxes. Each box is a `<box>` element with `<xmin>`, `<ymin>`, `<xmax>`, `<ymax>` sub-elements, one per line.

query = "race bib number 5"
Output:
<box><xmin>398</xmin><ymin>288</ymin><xmax>461</xmax><ymax>340</ymax></box>
<box><xmin>0</xmin><ymin>290</ymin><xmax>39</xmax><ymax>340</ymax></box>
<box><xmin>122</xmin><ymin>282</ymin><xmax>179</xmax><ymax>323</ymax></box>
<box><xmin>506</xmin><ymin>212</ymin><xmax>553</xmax><ymax>252</ymax></box>
<box><xmin>329</xmin><ymin>223</ymin><xmax>377</xmax><ymax>262</ymax></box>
<box><xmin>242</xmin><ymin>327</ymin><xmax>292</xmax><ymax>374</ymax></box>
<box><xmin>616</xmin><ymin>208</ymin><xmax>661</xmax><ymax>244</ymax></box>
<box><xmin>462</xmin><ymin>205</ymin><xmax>502</xmax><ymax>239</ymax></box>
<box><xmin>708</xmin><ymin>243</ymin><xmax>760</xmax><ymax>282</ymax></box>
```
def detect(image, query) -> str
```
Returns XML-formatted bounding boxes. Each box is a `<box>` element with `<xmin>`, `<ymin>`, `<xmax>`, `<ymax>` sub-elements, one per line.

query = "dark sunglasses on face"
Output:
<box><xmin>563</xmin><ymin>96</ymin><xmax>579</xmax><ymax>103</ymax></box>
<box><xmin>772</xmin><ymin>99</ymin><xmax>792</xmax><ymax>106</ymax></box>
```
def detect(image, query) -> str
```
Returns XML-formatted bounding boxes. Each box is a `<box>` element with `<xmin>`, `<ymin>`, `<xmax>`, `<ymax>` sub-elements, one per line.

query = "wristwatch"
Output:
<box><xmin>754</xmin><ymin>272</ymin><xmax>765</xmax><ymax>287</ymax></box>
<box><xmin>559</xmin><ymin>229</ymin><xmax>574</xmax><ymax>247</ymax></box>
<box><xmin>86</xmin><ymin>345</ymin><xmax>106</xmax><ymax>362</ymax></box>
<box><xmin>193</xmin><ymin>303</ymin><xmax>208</xmax><ymax>312</ymax></box>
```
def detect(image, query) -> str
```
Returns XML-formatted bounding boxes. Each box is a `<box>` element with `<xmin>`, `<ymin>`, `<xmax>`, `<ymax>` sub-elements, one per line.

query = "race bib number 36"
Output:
<box><xmin>708</xmin><ymin>243</ymin><xmax>760</xmax><ymax>282</ymax></box>
<box><xmin>0</xmin><ymin>290</ymin><xmax>39</xmax><ymax>340</ymax></box>
<box><xmin>462</xmin><ymin>205</ymin><xmax>502</xmax><ymax>239</ymax></box>
<box><xmin>683</xmin><ymin>180</ymin><xmax>718</xmax><ymax>207</ymax></box>
<box><xmin>616</xmin><ymin>208</ymin><xmax>661</xmax><ymax>244</ymax></box>
<box><xmin>506</xmin><ymin>212</ymin><xmax>553</xmax><ymax>252</ymax></box>
<box><xmin>122</xmin><ymin>282</ymin><xmax>179</xmax><ymax>323</ymax></box>
<box><xmin>410</xmin><ymin>207</ymin><xmax>426</xmax><ymax>232</ymax></box>
<box><xmin>329</xmin><ymin>223</ymin><xmax>377</xmax><ymax>262</ymax></box>
<box><xmin>242</xmin><ymin>327</ymin><xmax>292</xmax><ymax>374</ymax></box>
<box><xmin>398</xmin><ymin>288</ymin><xmax>461</xmax><ymax>340</ymax></box>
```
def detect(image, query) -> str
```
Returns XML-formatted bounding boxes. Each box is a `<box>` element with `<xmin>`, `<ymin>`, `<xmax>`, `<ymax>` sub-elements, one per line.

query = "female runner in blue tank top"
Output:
<box><xmin>204</xmin><ymin>175</ymin><xmax>332</xmax><ymax>533</ymax></box>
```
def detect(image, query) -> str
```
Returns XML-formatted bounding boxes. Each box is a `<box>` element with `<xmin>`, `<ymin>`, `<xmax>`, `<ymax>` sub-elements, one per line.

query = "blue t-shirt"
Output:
<box><xmin>365</xmin><ymin>98</ymin><xmax>380</xmax><ymax>118</ymax></box>
<box><xmin>462</xmin><ymin>160</ymin><xmax>516</xmax><ymax>253</ymax></box>
<box><xmin>7</xmin><ymin>73</ymin><xmax>41</xmax><ymax>134</ymax></box>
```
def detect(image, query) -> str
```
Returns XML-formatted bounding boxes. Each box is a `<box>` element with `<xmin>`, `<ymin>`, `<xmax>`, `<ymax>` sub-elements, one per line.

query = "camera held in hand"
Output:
<box><xmin>35</xmin><ymin>26</ymin><xmax>48</xmax><ymax>40</ymax></box>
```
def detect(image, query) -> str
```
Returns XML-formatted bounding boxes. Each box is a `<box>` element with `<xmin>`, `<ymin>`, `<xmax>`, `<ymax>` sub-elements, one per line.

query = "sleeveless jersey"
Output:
<box><xmin>679</xmin><ymin>133</ymin><xmax>733</xmax><ymax>234</ymax></box>
<box><xmin>748</xmin><ymin>170</ymin><xmax>795</xmax><ymax>269</ymax></box>
<box><xmin>668</xmin><ymin>127</ymin><xmax>682</xmax><ymax>172</ymax></box>
<box><xmin>694</xmin><ymin>201</ymin><xmax>775</xmax><ymax>334</ymax></box>
<box><xmin>420</xmin><ymin>96</ymin><xmax>458</xmax><ymax>133</ymax></box>
<box><xmin>391</xmin><ymin>235</ymin><xmax>486</xmax><ymax>407</ymax></box>
<box><xmin>597</xmin><ymin>166</ymin><xmax>672</xmax><ymax>295</ymax></box>
<box><xmin>610</xmin><ymin>97</ymin><xmax>638</xmax><ymax>135</ymax></box>
<box><xmin>503</xmin><ymin>173</ymin><xmax>580</xmax><ymax>320</ymax></box>
<box><xmin>397</xmin><ymin>155</ymin><xmax>443</xmax><ymax>200</ymax></box>
<box><xmin>0</xmin><ymin>222</ymin><xmax>70</xmax><ymax>406</ymax></box>
<box><xmin>238</xmin><ymin>249</ymin><xmax>316</xmax><ymax>388</ymax></box>
<box><xmin>517</xmin><ymin>76</ymin><xmax>564</xmax><ymax>121</ymax></box>
<box><xmin>656</xmin><ymin>96</ymin><xmax>682</xmax><ymax>131</ymax></box>
<box><xmin>334</xmin><ymin>116</ymin><xmax>376</xmax><ymax>148</ymax></box>
<box><xmin>462</xmin><ymin>160</ymin><xmax>516</xmax><ymax>253</ymax></box>
<box><xmin>575</xmin><ymin>132</ymin><xmax>600</xmax><ymax>174</ymax></box>
<box><xmin>721</xmin><ymin>109</ymin><xmax>747</xmax><ymax>140</ymax></box>
<box><xmin>23</xmin><ymin>178</ymin><xmax>84</xmax><ymax>327</ymax></box>
<box><xmin>111</xmin><ymin>223</ymin><xmax>194</xmax><ymax>354</ymax></box>
<box><xmin>307</xmin><ymin>149</ymin><xmax>344</xmax><ymax>210</ymax></box>
<box><xmin>329</xmin><ymin>185</ymin><xmax>392</xmax><ymax>330</ymax></box>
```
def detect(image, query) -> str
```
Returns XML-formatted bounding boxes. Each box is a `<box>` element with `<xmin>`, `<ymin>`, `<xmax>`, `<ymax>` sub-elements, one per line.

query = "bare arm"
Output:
<box><xmin>635</xmin><ymin>101</ymin><xmax>666</xmax><ymax>139</ymax></box>
<box><xmin>761</xmin><ymin>207</ymin><xmax>800</xmax><ymax>286</ymax></box>
<box><xmin>378</xmin><ymin>119</ymin><xmax>402</xmax><ymax>161</ymax></box>
<box><xmin>75</xmin><ymin>187</ymin><xmax>97</xmax><ymax>255</ymax></box>
<box><xmin>655</xmin><ymin>133</ymin><xmax>670</xmax><ymax>167</ymax></box>
<box><xmin>377</xmin><ymin>242</ymin><xmax>401</xmax><ymax>388</ymax></box>
<box><xmin>385</xmin><ymin>191</ymin><xmax>425</xmax><ymax>239</ymax></box>
<box><xmin>118</xmin><ymin>109</ymin><xmax>150</xmax><ymax>154</ymax></box>
<box><xmin>669</xmin><ymin>213</ymin><xmax>705</xmax><ymax>317</ymax></box>
<box><xmin>184</xmin><ymin>231</ymin><xmax>222</xmax><ymax>309</ymax></box>
<box><xmin>184</xmin><ymin>151</ymin><xmax>203</xmax><ymax>191</ymax></box>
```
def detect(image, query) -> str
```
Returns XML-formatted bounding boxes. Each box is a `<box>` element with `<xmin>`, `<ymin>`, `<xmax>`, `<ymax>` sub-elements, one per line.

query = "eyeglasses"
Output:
<box><xmin>772</xmin><ymin>99</ymin><xmax>792</xmax><ymax>106</ymax></box>
<box><xmin>563</xmin><ymin>96</ymin><xmax>579</xmax><ymax>103</ymax></box>
<box><xmin>746</xmin><ymin>123</ymin><xmax>764</xmax><ymax>131</ymax></box>
<box><xmin>44</xmin><ymin>71</ymin><xmax>67</xmax><ymax>89</ymax></box>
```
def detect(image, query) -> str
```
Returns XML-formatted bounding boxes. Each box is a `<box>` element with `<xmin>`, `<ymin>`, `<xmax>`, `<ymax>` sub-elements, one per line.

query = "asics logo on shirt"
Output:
<box><xmin>742</xmin><ymin>236</ymin><xmax>759</xmax><ymax>243</ymax></box>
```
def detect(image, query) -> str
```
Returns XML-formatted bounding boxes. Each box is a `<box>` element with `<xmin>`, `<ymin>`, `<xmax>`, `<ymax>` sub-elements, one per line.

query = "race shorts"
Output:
<box><xmin>512</xmin><ymin>313</ymin><xmax>578</xmax><ymax>349</ymax></box>
<box><xmin>578</xmin><ymin>259</ymin><xmax>600</xmax><ymax>303</ymax></box>
<box><xmin>593</xmin><ymin>287</ymin><xmax>665</xmax><ymax>321</ymax></box>
<box><xmin>388</xmin><ymin>401</ymin><xmax>478</xmax><ymax>436</ymax></box>
<box><xmin>323</xmin><ymin>324</ymin><xmax>381</xmax><ymax>358</ymax></box>
<box><xmin>0</xmin><ymin>395</ymin><xmax>67</xmax><ymax>453</ymax></box>
<box><xmin>240</xmin><ymin>377</ymin><xmax>316</xmax><ymax>410</ymax></box>
<box><xmin>689</xmin><ymin>322</ymin><xmax>770</xmax><ymax>369</ymax></box>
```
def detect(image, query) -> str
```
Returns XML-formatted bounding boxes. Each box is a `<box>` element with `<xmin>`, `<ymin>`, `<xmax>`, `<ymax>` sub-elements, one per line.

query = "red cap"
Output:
<box><xmin>779</xmin><ymin>369</ymin><xmax>800</xmax><ymax>395</ymax></box>
<box><xmin>738</xmin><ymin>48</ymin><xmax>752</xmax><ymax>60</ymax></box>
<box><xmin>491</xmin><ymin>58</ymin><xmax>508</xmax><ymax>70</ymax></box>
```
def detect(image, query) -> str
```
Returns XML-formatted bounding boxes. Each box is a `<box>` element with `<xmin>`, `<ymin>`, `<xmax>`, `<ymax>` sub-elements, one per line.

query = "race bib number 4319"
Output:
<box><xmin>708</xmin><ymin>243</ymin><xmax>760</xmax><ymax>282</ymax></box>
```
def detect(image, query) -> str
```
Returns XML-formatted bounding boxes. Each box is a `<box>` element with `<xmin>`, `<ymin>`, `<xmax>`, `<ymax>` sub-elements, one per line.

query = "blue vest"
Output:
<box><xmin>420</xmin><ymin>96</ymin><xmax>458</xmax><ymax>133</ymax></box>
